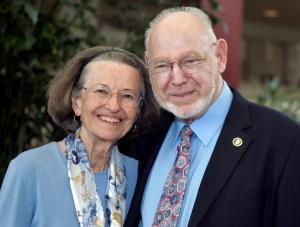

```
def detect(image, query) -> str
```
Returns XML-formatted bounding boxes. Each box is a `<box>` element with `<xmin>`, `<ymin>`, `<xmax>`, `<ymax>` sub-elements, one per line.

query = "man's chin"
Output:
<box><xmin>173</xmin><ymin>109</ymin><xmax>206</xmax><ymax>120</ymax></box>
<box><xmin>159</xmin><ymin>99</ymin><xmax>210</xmax><ymax>121</ymax></box>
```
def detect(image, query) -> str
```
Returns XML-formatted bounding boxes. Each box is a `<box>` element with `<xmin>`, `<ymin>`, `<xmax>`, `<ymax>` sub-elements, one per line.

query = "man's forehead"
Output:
<box><xmin>148</xmin><ymin>28</ymin><xmax>209</xmax><ymax>56</ymax></box>
<box><xmin>150</xmin><ymin>14</ymin><xmax>208</xmax><ymax>47</ymax></box>
<box><xmin>154</xmin><ymin>11</ymin><xmax>202</xmax><ymax>30</ymax></box>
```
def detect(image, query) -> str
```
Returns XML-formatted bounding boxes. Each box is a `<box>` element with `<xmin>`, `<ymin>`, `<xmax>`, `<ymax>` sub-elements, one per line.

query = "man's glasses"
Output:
<box><xmin>147</xmin><ymin>43</ymin><xmax>216</xmax><ymax>77</ymax></box>
<box><xmin>81</xmin><ymin>84</ymin><xmax>141</xmax><ymax>109</ymax></box>
<box><xmin>148</xmin><ymin>56</ymin><xmax>208</xmax><ymax>76</ymax></box>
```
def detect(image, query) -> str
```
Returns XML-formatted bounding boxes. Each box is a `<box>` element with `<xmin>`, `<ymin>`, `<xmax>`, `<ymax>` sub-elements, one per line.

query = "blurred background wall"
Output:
<box><xmin>243</xmin><ymin>0</ymin><xmax>300</xmax><ymax>86</ymax></box>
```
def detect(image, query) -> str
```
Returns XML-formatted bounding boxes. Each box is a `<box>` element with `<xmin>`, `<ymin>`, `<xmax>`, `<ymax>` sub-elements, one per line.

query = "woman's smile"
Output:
<box><xmin>97</xmin><ymin>115</ymin><xmax>122</xmax><ymax>124</ymax></box>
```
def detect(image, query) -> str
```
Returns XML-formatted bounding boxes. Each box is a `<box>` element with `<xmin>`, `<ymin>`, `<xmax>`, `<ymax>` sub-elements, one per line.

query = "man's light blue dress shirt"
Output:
<box><xmin>140</xmin><ymin>82</ymin><xmax>233</xmax><ymax>227</ymax></box>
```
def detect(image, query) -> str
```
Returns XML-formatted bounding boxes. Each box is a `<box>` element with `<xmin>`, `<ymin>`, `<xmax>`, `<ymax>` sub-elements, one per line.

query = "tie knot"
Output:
<box><xmin>181</xmin><ymin>125</ymin><xmax>193</xmax><ymax>138</ymax></box>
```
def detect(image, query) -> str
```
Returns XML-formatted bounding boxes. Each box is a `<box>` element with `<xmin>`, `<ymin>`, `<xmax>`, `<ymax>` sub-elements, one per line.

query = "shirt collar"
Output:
<box><xmin>173</xmin><ymin>81</ymin><xmax>233</xmax><ymax>146</ymax></box>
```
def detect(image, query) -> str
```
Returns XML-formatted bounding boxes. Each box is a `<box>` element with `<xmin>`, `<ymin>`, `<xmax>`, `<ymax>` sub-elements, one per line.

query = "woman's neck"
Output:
<box><xmin>59</xmin><ymin>139</ymin><xmax>113</xmax><ymax>172</ymax></box>
<box><xmin>58</xmin><ymin>130</ymin><xmax>116</xmax><ymax>172</ymax></box>
<box><xmin>86</xmin><ymin>140</ymin><xmax>114</xmax><ymax>172</ymax></box>
<box><xmin>80</xmin><ymin>132</ymin><xmax>115</xmax><ymax>172</ymax></box>
<box><xmin>58</xmin><ymin>131</ymin><xmax>115</xmax><ymax>173</ymax></box>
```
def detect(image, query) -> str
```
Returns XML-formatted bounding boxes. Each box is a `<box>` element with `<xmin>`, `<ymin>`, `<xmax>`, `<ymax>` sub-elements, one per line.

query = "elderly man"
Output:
<box><xmin>122</xmin><ymin>6</ymin><xmax>300</xmax><ymax>227</ymax></box>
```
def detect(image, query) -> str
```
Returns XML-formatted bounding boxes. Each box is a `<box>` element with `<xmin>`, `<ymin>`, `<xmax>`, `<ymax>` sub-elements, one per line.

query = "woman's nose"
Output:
<box><xmin>104</xmin><ymin>94</ymin><xmax>121</xmax><ymax>112</ymax></box>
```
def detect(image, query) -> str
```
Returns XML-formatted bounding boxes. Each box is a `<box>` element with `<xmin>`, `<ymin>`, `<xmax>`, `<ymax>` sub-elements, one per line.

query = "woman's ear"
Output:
<box><xmin>134</xmin><ymin>101</ymin><xmax>142</xmax><ymax>122</ymax></box>
<box><xmin>215</xmin><ymin>39</ymin><xmax>228</xmax><ymax>73</ymax></box>
<box><xmin>144</xmin><ymin>51</ymin><xmax>149</xmax><ymax>65</ymax></box>
<box><xmin>72</xmin><ymin>96</ymin><xmax>82</xmax><ymax>117</ymax></box>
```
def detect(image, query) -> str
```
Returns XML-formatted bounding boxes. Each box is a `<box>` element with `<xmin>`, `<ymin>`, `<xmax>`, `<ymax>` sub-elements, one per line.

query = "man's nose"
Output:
<box><xmin>170</xmin><ymin>63</ymin><xmax>188</xmax><ymax>86</ymax></box>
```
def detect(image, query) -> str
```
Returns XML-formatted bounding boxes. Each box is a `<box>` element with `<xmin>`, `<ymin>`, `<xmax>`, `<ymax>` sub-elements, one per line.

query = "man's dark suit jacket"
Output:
<box><xmin>120</xmin><ymin>89</ymin><xmax>300</xmax><ymax>227</ymax></box>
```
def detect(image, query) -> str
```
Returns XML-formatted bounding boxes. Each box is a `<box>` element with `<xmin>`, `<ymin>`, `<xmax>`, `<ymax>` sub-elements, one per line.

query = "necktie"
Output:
<box><xmin>152</xmin><ymin>125</ymin><xmax>193</xmax><ymax>227</ymax></box>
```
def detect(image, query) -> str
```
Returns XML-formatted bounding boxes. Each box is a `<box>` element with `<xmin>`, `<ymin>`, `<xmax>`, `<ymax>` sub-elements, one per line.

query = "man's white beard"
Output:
<box><xmin>152</xmin><ymin>78</ymin><xmax>217</xmax><ymax>120</ymax></box>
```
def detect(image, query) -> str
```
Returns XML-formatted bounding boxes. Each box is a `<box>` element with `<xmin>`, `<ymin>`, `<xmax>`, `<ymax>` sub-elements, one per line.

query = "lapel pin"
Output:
<box><xmin>232</xmin><ymin>137</ymin><xmax>243</xmax><ymax>147</ymax></box>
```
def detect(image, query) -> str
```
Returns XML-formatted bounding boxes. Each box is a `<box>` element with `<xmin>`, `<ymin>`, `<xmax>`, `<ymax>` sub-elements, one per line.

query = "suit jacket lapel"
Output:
<box><xmin>188</xmin><ymin>89</ymin><xmax>253</xmax><ymax>227</ymax></box>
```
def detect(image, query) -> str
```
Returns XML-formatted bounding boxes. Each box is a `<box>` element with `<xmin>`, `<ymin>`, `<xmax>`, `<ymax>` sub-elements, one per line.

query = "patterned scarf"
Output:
<box><xmin>64</xmin><ymin>130</ymin><xmax>127</xmax><ymax>227</ymax></box>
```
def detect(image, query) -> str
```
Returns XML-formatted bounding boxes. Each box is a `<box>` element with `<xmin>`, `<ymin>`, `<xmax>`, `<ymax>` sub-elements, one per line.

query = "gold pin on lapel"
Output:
<box><xmin>232</xmin><ymin>137</ymin><xmax>243</xmax><ymax>147</ymax></box>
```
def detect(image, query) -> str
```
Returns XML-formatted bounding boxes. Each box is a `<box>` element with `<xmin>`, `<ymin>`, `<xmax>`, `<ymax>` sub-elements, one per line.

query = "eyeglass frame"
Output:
<box><xmin>146</xmin><ymin>42</ymin><xmax>217</xmax><ymax>76</ymax></box>
<box><xmin>80</xmin><ymin>83</ymin><xmax>142</xmax><ymax>108</ymax></box>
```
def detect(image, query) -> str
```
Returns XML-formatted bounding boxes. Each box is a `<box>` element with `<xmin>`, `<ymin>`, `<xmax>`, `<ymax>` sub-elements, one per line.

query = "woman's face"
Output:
<box><xmin>72</xmin><ymin>60</ymin><xmax>141</xmax><ymax>144</ymax></box>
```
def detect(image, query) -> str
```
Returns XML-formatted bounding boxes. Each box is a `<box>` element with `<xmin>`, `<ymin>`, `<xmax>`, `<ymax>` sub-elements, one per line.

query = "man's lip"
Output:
<box><xmin>169</xmin><ymin>91</ymin><xmax>194</xmax><ymax>97</ymax></box>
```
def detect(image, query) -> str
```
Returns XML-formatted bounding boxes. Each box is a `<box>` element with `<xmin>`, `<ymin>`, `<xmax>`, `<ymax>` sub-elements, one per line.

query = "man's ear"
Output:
<box><xmin>72</xmin><ymin>96</ymin><xmax>82</xmax><ymax>117</ymax></box>
<box><xmin>215</xmin><ymin>39</ymin><xmax>228</xmax><ymax>73</ymax></box>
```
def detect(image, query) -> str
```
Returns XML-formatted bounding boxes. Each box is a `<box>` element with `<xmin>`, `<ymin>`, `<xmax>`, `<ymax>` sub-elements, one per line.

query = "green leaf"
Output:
<box><xmin>24</xmin><ymin>32</ymin><xmax>36</xmax><ymax>50</ymax></box>
<box><xmin>0</xmin><ymin>15</ymin><xmax>7</xmax><ymax>35</ymax></box>
<box><xmin>24</xmin><ymin>2</ymin><xmax>38</xmax><ymax>25</ymax></box>
<box><xmin>208</xmin><ymin>0</ymin><xmax>219</xmax><ymax>11</ymax></box>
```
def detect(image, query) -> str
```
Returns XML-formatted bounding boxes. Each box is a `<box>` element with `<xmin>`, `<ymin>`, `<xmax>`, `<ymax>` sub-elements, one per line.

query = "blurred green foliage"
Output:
<box><xmin>0</xmin><ymin>0</ymin><xmax>220</xmax><ymax>184</ymax></box>
<box><xmin>0</xmin><ymin>0</ymin><xmax>101</xmax><ymax>183</ymax></box>
<box><xmin>257</xmin><ymin>78</ymin><xmax>300</xmax><ymax>122</ymax></box>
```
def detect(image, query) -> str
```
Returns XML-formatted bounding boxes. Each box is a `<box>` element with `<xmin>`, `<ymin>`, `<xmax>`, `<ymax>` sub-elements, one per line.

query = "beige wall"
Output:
<box><xmin>242</xmin><ymin>21</ymin><xmax>300</xmax><ymax>85</ymax></box>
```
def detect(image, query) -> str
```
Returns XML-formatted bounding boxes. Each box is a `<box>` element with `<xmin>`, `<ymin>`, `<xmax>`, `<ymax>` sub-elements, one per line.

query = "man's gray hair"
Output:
<box><xmin>144</xmin><ymin>7</ymin><xmax>217</xmax><ymax>51</ymax></box>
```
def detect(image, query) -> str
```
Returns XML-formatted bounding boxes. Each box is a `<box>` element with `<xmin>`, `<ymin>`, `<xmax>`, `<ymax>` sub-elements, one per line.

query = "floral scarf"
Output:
<box><xmin>64</xmin><ymin>130</ymin><xmax>127</xmax><ymax>227</ymax></box>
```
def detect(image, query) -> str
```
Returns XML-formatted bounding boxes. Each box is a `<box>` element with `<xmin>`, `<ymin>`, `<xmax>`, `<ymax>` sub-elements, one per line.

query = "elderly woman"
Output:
<box><xmin>0</xmin><ymin>46</ymin><xmax>159</xmax><ymax>226</ymax></box>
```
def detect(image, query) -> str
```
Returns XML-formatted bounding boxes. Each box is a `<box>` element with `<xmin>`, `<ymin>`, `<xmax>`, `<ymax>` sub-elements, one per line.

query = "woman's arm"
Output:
<box><xmin>0</xmin><ymin>159</ymin><xmax>33</xmax><ymax>226</ymax></box>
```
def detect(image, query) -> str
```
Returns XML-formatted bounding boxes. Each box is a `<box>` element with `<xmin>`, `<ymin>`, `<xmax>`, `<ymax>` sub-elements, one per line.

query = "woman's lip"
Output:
<box><xmin>97</xmin><ymin>115</ymin><xmax>122</xmax><ymax>124</ymax></box>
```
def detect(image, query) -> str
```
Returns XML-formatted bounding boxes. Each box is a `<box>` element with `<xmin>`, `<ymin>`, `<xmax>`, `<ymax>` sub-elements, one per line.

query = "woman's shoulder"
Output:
<box><xmin>9</xmin><ymin>142</ymin><xmax>62</xmax><ymax>175</ymax></box>
<box><xmin>119</xmin><ymin>151</ymin><xmax>138</xmax><ymax>175</ymax></box>
<box><xmin>15</xmin><ymin>142</ymin><xmax>59</xmax><ymax>162</ymax></box>
<box><xmin>119</xmin><ymin>152</ymin><xmax>138</xmax><ymax>165</ymax></box>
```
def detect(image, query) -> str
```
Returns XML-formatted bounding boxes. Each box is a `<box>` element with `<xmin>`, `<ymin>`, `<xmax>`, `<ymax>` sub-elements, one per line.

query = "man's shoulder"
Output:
<box><xmin>229</xmin><ymin>89</ymin><xmax>300</xmax><ymax>136</ymax></box>
<box><xmin>251</xmin><ymin>101</ymin><xmax>300</xmax><ymax>132</ymax></box>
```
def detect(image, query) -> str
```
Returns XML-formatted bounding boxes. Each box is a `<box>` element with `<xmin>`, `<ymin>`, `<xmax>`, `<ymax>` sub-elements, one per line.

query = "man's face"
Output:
<box><xmin>146</xmin><ymin>12</ymin><xmax>227</xmax><ymax>121</ymax></box>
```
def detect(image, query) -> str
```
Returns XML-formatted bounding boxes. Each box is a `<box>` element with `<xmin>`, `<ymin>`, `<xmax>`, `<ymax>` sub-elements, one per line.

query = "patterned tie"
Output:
<box><xmin>152</xmin><ymin>125</ymin><xmax>193</xmax><ymax>227</ymax></box>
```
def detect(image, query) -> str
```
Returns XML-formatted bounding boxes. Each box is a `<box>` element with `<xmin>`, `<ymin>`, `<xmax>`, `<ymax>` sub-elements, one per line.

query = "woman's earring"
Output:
<box><xmin>74</xmin><ymin>113</ymin><xmax>80</xmax><ymax>122</ymax></box>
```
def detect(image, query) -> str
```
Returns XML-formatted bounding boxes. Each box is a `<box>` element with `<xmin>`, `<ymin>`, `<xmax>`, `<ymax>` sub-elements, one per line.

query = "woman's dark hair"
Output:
<box><xmin>47</xmin><ymin>46</ymin><xmax>159</xmax><ymax>139</ymax></box>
